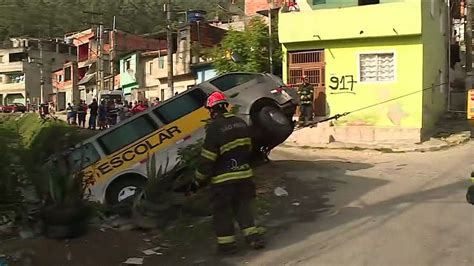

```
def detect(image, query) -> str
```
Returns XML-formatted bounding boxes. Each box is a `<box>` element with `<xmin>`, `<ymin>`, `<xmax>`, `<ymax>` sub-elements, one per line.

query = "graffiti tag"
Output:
<box><xmin>329</xmin><ymin>75</ymin><xmax>357</xmax><ymax>94</ymax></box>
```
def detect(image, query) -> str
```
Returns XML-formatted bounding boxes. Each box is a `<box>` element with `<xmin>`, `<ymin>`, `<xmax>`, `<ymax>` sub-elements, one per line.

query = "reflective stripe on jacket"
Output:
<box><xmin>297</xmin><ymin>83</ymin><xmax>314</xmax><ymax>105</ymax></box>
<box><xmin>196</xmin><ymin>113</ymin><xmax>253</xmax><ymax>185</ymax></box>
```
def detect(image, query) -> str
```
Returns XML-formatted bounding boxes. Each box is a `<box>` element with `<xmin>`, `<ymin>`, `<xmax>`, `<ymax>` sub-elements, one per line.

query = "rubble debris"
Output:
<box><xmin>142</xmin><ymin>249</ymin><xmax>158</xmax><ymax>256</ymax></box>
<box><xmin>141</xmin><ymin>248</ymin><xmax>163</xmax><ymax>256</ymax></box>
<box><xmin>123</xmin><ymin>257</ymin><xmax>144</xmax><ymax>265</ymax></box>
<box><xmin>19</xmin><ymin>229</ymin><xmax>34</xmax><ymax>239</ymax></box>
<box><xmin>274</xmin><ymin>187</ymin><xmax>289</xmax><ymax>197</ymax></box>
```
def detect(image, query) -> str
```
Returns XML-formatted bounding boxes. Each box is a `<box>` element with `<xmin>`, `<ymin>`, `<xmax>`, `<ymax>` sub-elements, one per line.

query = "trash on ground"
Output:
<box><xmin>274</xmin><ymin>187</ymin><xmax>289</xmax><ymax>197</ymax></box>
<box><xmin>292</xmin><ymin>202</ymin><xmax>301</xmax><ymax>206</ymax></box>
<box><xmin>19</xmin><ymin>229</ymin><xmax>34</xmax><ymax>239</ymax></box>
<box><xmin>142</xmin><ymin>249</ymin><xmax>161</xmax><ymax>256</ymax></box>
<box><xmin>123</xmin><ymin>257</ymin><xmax>144</xmax><ymax>265</ymax></box>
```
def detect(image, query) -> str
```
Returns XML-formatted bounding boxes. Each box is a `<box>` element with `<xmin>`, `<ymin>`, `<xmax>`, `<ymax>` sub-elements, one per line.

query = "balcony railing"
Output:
<box><xmin>0</xmin><ymin>62</ymin><xmax>24</xmax><ymax>73</ymax></box>
<box><xmin>0</xmin><ymin>82</ymin><xmax>26</xmax><ymax>92</ymax></box>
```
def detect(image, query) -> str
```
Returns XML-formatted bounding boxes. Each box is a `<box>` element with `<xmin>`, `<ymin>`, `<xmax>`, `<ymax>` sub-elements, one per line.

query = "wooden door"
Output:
<box><xmin>288</xmin><ymin>50</ymin><xmax>326</xmax><ymax>117</ymax></box>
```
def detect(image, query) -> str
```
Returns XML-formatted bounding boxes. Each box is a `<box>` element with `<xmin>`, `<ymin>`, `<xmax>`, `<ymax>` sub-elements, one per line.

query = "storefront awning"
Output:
<box><xmin>78</xmin><ymin>73</ymin><xmax>96</xmax><ymax>86</ymax></box>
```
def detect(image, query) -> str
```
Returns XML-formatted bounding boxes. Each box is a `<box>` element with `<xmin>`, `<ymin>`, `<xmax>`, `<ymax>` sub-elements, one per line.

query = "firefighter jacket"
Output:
<box><xmin>195</xmin><ymin>113</ymin><xmax>253</xmax><ymax>185</ymax></box>
<box><xmin>297</xmin><ymin>83</ymin><xmax>314</xmax><ymax>105</ymax></box>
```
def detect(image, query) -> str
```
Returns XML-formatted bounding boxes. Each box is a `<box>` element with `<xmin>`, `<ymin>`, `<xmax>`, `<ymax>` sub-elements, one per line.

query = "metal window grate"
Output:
<box><xmin>289</xmin><ymin>51</ymin><xmax>324</xmax><ymax>64</ymax></box>
<box><xmin>359</xmin><ymin>53</ymin><xmax>395</xmax><ymax>82</ymax></box>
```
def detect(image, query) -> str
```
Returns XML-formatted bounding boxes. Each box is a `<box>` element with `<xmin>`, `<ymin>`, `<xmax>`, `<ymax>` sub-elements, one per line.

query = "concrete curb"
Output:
<box><xmin>282</xmin><ymin>131</ymin><xmax>472</xmax><ymax>153</ymax></box>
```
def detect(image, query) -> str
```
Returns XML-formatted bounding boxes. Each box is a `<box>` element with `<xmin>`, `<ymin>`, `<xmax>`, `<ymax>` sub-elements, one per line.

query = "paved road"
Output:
<box><xmin>228</xmin><ymin>142</ymin><xmax>474</xmax><ymax>266</ymax></box>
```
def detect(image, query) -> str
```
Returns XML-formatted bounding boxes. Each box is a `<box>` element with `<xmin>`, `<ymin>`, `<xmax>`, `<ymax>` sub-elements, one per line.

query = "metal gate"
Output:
<box><xmin>288</xmin><ymin>50</ymin><xmax>326</xmax><ymax>117</ymax></box>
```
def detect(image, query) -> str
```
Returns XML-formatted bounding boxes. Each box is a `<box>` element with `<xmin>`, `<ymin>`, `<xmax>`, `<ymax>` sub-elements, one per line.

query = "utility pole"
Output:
<box><xmin>96</xmin><ymin>24</ymin><xmax>105</xmax><ymax>100</ymax></box>
<box><xmin>111</xmin><ymin>16</ymin><xmax>117</xmax><ymax>92</ymax></box>
<box><xmin>39</xmin><ymin>40</ymin><xmax>45</xmax><ymax>104</ymax></box>
<box><xmin>465</xmin><ymin>0</ymin><xmax>472</xmax><ymax>73</ymax></box>
<box><xmin>166</xmin><ymin>0</ymin><xmax>174</xmax><ymax>98</ymax></box>
<box><xmin>99</xmin><ymin>24</ymin><xmax>105</xmax><ymax>94</ymax></box>
<box><xmin>84</xmin><ymin>10</ymin><xmax>105</xmax><ymax>99</ymax></box>
<box><xmin>268</xmin><ymin>6</ymin><xmax>273</xmax><ymax>74</ymax></box>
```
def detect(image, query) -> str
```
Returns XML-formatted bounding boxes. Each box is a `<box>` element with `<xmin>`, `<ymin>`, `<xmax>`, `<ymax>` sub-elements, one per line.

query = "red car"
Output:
<box><xmin>0</xmin><ymin>103</ymin><xmax>27</xmax><ymax>113</ymax></box>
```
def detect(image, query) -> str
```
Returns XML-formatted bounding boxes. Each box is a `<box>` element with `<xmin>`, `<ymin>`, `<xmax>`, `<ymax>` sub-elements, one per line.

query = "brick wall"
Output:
<box><xmin>245</xmin><ymin>0</ymin><xmax>284</xmax><ymax>16</ymax></box>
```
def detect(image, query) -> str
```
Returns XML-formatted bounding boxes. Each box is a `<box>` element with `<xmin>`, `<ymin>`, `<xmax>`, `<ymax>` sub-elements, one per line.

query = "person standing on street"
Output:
<box><xmin>88</xmin><ymin>99</ymin><xmax>98</xmax><ymax>130</ymax></box>
<box><xmin>71</xmin><ymin>100</ymin><xmax>79</xmax><ymax>126</ymax></box>
<box><xmin>297</xmin><ymin>75</ymin><xmax>314</xmax><ymax>127</ymax></box>
<box><xmin>152</xmin><ymin>97</ymin><xmax>160</xmax><ymax>107</ymax></box>
<box><xmin>66</xmin><ymin>103</ymin><xmax>74</xmax><ymax>125</ymax></box>
<box><xmin>98</xmin><ymin>100</ymin><xmax>108</xmax><ymax>130</ymax></box>
<box><xmin>195</xmin><ymin>91</ymin><xmax>265</xmax><ymax>255</ymax></box>
<box><xmin>77</xmin><ymin>100</ymin><xmax>86</xmax><ymax>128</ymax></box>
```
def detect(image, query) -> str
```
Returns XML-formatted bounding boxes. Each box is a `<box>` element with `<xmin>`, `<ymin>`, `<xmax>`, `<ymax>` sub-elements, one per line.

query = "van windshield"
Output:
<box><xmin>67</xmin><ymin>143</ymin><xmax>101</xmax><ymax>171</ymax></box>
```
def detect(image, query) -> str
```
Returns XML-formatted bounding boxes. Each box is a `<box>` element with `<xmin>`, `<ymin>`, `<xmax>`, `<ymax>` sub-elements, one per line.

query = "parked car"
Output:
<box><xmin>0</xmin><ymin>103</ymin><xmax>27</xmax><ymax>113</ymax></box>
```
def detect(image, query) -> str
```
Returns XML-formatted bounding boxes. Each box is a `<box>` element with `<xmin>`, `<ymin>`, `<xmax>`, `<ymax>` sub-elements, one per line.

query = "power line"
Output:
<box><xmin>296</xmin><ymin>82</ymin><xmax>451</xmax><ymax>130</ymax></box>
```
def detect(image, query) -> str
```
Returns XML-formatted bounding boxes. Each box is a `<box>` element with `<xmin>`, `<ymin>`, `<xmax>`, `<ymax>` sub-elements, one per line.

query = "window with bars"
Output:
<box><xmin>359</xmin><ymin>53</ymin><xmax>395</xmax><ymax>83</ymax></box>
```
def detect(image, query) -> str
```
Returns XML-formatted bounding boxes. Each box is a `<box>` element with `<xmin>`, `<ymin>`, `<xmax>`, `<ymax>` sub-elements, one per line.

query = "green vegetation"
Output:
<box><xmin>0</xmin><ymin>114</ymin><xmax>95</xmax><ymax>233</ymax></box>
<box><xmin>0</xmin><ymin>0</ymin><xmax>244</xmax><ymax>40</ymax></box>
<box><xmin>212</xmin><ymin>17</ymin><xmax>282</xmax><ymax>75</ymax></box>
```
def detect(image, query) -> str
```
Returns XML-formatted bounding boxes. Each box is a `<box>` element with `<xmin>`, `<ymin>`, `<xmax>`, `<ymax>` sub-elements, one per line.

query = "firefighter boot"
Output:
<box><xmin>246</xmin><ymin>233</ymin><xmax>266</xmax><ymax>250</ymax></box>
<box><xmin>217</xmin><ymin>242</ymin><xmax>238</xmax><ymax>255</ymax></box>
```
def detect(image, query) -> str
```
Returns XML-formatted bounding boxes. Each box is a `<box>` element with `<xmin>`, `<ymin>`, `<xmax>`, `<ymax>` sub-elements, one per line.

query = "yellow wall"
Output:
<box><xmin>279</xmin><ymin>1</ymin><xmax>421</xmax><ymax>44</ymax></box>
<box><xmin>284</xmin><ymin>37</ymin><xmax>423</xmax><ymax>128</ymax></box>
<box><xmin>279</xmin><ymin>0</ymin><xmax>448</xmax><ymax>132</ymax></box>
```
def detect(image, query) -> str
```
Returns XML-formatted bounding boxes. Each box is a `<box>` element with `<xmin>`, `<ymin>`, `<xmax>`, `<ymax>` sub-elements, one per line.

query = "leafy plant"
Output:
<box><xmin>212</xmin><ymin>16</ymin><xmax>282</xmax><ymax>75</ymax></box>
<box><xmin>136</xmin><ymin>154</ymin><xmax>181</xmax><ymax>207</ymax></box>
<box><xmin>45</xmin><ymin>145</ymin><xmax>95</xmax><ymax>206</ymax></box>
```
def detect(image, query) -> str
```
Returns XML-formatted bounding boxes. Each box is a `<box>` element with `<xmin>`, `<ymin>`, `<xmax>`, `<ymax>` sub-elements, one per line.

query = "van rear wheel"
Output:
<box><xmin>106</xmin><ymin>176</ymin><xmax>146</xmax><ymax>205</ymax></box>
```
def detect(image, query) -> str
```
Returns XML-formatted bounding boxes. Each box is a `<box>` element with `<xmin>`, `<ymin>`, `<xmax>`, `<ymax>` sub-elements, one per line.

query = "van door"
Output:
<box><xmin>151</xmin><ymin>88</ymin><xmax>208</xmax><ymax>168</ymax></box>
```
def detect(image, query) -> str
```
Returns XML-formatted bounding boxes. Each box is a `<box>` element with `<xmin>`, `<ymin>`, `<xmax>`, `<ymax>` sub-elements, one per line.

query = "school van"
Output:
<box><xmin>66</xmin><ymin>72</ymin><xmax>298</xmax><ymax>204</ymax></box>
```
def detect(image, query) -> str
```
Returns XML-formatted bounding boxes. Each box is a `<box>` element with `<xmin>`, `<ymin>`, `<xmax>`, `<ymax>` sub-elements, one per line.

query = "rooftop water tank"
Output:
<box><xmin>187</xmin><ymin>10</ymin><xmax>207</xmax><ymax>23</ymax></box>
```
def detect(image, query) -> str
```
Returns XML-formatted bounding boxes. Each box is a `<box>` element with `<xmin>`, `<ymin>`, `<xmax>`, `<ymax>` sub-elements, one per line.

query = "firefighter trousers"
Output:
<box><xmin>299</xmin><ymin>104</ymin><xmax>313</xmax><ymax>126</ymax></box>
<box><xmin>211</xmin><ymin>179</ymin><xmax>259</xmax><ymax>245</ymax></box>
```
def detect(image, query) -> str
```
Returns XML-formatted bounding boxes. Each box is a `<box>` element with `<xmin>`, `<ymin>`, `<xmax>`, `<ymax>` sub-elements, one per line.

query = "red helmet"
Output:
<box><xmin>206</xmin><ymin>91</ymin><xmax>228</xmax><ymax>108</ymax></box>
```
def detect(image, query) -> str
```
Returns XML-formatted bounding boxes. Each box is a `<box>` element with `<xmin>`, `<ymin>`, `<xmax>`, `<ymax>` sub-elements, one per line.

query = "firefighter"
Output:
<box><xmin>195</xmin><ymin>91</ymin><xmax>265</xmax><ymax>255</ymax></box>
<box><xmin>297</xmin><ymin>75</ymin><xmax>314</xmax><ymax>127</ymax></box>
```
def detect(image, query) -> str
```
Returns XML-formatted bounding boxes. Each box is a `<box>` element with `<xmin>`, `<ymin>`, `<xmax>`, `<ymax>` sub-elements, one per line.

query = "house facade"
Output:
<box><xmin>123</xmin><ymin>21</ymin><xmax>226</xmax><ymax>103</ymax></box>
<box><xmin>279</xmin><ymin>0</ymin><xmax>449</xmax><ymax>143</ymax></box>
<box><xmin>51</xmin><ymin>61</ymin><xmax>78</xmax><ymax>110</ymax></box>
<box><xmin>59</xmin><ymin>28</ymin><xmax>165</xmax><ymax>104</ymax></box>
<box><xmin>119</xmin><ymin>51</ymin><xmax>142</xmax><ymax>102</ymax></box>
<box><xmin>0</xmin><ymin>38</ymin><xmax>76</xmax><ymax>107</ymax></box>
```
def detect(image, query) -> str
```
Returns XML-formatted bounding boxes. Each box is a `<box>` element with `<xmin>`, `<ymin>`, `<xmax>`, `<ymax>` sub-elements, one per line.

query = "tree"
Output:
<box><xmin>0</xmin><ymin>0</ymin><xmax>244</xmax><ymax>40</ymax></box>
<box><xmin>212</xmin><ymin>17</ymin><xmax>282</xmax><ymax>75</ymax></box>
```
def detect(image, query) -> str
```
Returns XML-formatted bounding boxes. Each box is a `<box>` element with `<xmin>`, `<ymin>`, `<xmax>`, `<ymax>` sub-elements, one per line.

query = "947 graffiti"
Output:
<box><xmin>329</xmin><ymin>75</ymin><xmax>357</xmax><ymax>94</ymax></box>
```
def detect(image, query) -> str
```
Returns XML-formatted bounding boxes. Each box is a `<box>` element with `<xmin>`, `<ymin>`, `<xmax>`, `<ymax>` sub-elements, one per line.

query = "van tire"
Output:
<box><xmin>257</xmin><ymin>106</ymin><xmax>293</xmax><ymax>149</ymax></box>
<box><xmin>106</xmin><ymin>176</ymin><xmax>146</xmax><ymax>205</ymax></box>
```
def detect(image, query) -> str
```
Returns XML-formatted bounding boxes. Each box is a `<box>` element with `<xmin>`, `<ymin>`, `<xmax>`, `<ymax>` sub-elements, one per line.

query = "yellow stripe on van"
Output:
<box><xmin>82</xmin><ymin>107</ymin><xmax>210</xmax><ymax>184</ymax></box>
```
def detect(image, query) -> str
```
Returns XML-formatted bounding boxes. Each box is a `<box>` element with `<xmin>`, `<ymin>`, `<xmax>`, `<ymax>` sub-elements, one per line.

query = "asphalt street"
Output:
<box><xmin>227</xmin><ymin>142</ymin><xmax>474</xmax><ymax>266</ymax></box>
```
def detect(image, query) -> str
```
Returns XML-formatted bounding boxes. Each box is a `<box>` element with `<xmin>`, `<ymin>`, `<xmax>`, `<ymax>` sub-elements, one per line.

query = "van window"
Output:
<box><xmin>67</xmin><ymin>143</ymin><xmax>100</xmax><ymax>170</ymax></box>
<box><xmin>98</xmin><ymin>115</ymin><xmax>157</xmax><ymax>154</ymax></box>
<box><xmin>209</xmin><ymin>73</ymin><xmax>260</xmax><ymax>91</ymax></box>
<box><xmin>153</xmin><ymin>89</ymin><xmax>207</xmax><ymax>124</ymax></box>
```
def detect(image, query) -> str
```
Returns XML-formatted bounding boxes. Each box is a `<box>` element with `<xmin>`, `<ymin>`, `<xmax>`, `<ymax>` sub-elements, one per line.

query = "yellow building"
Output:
<box><xmin>279</xmin><ymin>0</ymin><xmax>449</xmax><ymax>142</ymax></box>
